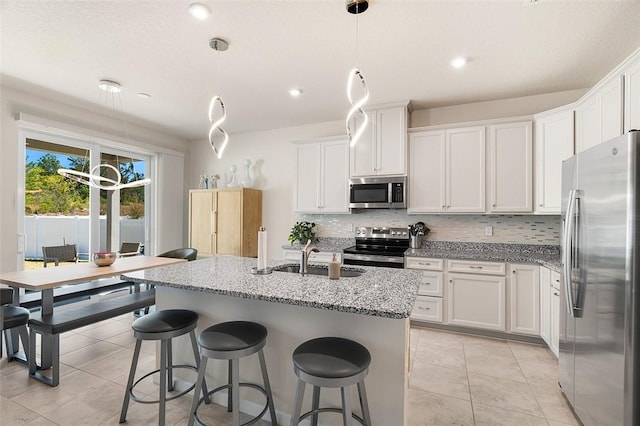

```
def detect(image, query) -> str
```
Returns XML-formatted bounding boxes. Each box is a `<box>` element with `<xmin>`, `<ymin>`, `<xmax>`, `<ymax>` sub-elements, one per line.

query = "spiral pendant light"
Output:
<box><xmin>208</xmin><ymin>37</ymin><xmax>230</xmax><ymax>159</ymax></box>
<box><xmin>345</xmin><ymin>0</ymin><xmax>370</xmax><ymax>148</ymax></box>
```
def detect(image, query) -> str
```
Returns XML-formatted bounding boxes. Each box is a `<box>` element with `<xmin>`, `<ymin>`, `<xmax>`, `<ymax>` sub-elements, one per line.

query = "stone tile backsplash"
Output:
<box><xmin>300</xmin><ymin>211</ymin><xmax>561</xmax><ymax>245</ymax></box>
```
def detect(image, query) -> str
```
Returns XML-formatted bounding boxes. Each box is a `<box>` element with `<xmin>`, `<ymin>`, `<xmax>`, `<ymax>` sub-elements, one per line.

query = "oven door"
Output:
<box><xmin>342</xmin><ymin>252</ymin><xmax>405</xmax><ymax>268</ymax></box>
<box><xmin>349</xmin><ymin>182</ymin><xmax>391</xmax><ymax>209</ymax></box>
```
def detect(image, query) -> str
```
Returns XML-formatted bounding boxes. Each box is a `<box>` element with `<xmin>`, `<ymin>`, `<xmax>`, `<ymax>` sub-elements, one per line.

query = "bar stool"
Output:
<box><xmin>119</xmin><ymin>309</ymin><xmax>209</xmax><ymax>426</ymax></box>
<box><xmin>290</xmin><ymin>337</ymin><xmax>372</xmax><ymax>426</ymax></box>
<box><xmin>188</xmin><ymin>321</ymin><xmax>278</xmax><ymax>426</ymax></box>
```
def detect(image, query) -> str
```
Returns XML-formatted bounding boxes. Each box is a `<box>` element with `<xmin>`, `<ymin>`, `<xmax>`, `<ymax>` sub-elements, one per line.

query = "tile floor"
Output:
<box><xmin>0</xmin><ymin>315</ymin><xmax>579</xmax><ymax>425</ymax></box>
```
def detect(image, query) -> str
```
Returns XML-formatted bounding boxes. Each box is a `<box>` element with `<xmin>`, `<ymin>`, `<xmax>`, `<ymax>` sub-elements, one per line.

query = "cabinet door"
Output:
<box><xmin>600</xmin><ymin>76</ymin><xmax>623</xmax><ymax>143</ymax></box>
<box><xmin>215</xmin><ymin>190</ymin><xmax>241</xmax><ymax>256</ymax></box>
<box><xmin>407</xmin><ymin>131</ymin><xmax>446</xmax><ymax>213</ymax></box>
<box><xmin>189</xmin><ymin>191</ymin><xmax>215</xmax><ymax>256</ymax></box>
<box><xmin>539</xmin><ymin>266</ymin><xmax>552</xmax><ymax>346</ymax></box>
<box><xmin>488</xmin><ymin>122</ymin><xmax>532</xmax><ymax>212</ymax></box>
<box><xmin>446</xmin><ymin>127</ymin><xmax>485</xmax><ymax>212</ymax></box>
<box><xmin>625</xmin><ymin>60</ymin><xmax>640</xmax><ymax>133</ymax></box>
<box><xmin>509</xmin><ymin>264</ymin><xmax>540</xmax><ymax>336</ymax></box>
<box><xmin>293</xmin><ymin>143</ymin><xmax>321</xmax><ymax>213</ymax></box>
<box><xmin>550</xmin><ymin>270</ymin><xmax>561</xmax><ymax>357</ymax></box>
<box><xmin>349</xmin><ymin>112</ymin><xmax>376</xmax><ymax>177</ymax></box>
<box><xmin>534</xmin><ymin>109</ymin><xmax>574</xmax><ymax>214</ymax></box>
<box><xmin>320</xmin><ymin>138</ymin><xmax>349</xmax><ymax>213</ymax></box>
<box><xmin>576</xmin><ymin>96</ymin><xmax>600</xmax><ymax>153</ymax></box>
<box><xmin>412</xmin><ymin>296</ymin><xmax>443</xmax><ymax>323</ymax></box>
<box><xmin>447</xmin><ymin>273</ymin><xmax>505</xmax><ymax>331</ymax></box>
<box><xmin>376</xmin><ymin>106</ymin><xmax>407</xmax><ymax>176</ymax></box>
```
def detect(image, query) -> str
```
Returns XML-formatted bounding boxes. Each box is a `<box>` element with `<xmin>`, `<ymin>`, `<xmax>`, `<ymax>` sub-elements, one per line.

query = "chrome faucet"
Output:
<box><xmin>300</xmin><ymin>239</ymin><xmax>319</xmax><ymax>275</ymax></box>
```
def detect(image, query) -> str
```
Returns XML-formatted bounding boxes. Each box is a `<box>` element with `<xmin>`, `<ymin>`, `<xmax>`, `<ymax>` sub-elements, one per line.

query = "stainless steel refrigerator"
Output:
<box><xmin>560</xmin><ymin>131</ymin><xmax>640</xmax><ymax>426</ymax></box>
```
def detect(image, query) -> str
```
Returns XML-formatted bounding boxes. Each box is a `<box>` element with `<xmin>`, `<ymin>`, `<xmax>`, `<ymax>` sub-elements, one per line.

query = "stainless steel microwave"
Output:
<box><xmin>349</xmin><ymin>176</ymin><xmax>407</xmax><ymax>209</ymax></box>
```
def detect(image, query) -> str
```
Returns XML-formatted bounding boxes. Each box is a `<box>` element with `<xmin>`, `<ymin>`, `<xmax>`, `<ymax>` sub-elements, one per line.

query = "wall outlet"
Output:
<box><xmin>484</xmin><ymin>225</ymin><xmax>493</xmax><ymax>236</ymax></box>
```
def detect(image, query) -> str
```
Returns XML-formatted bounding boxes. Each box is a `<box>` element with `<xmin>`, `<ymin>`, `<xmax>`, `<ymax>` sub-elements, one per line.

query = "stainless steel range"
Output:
<box><xmin>342</xmin><ymin>227</ymin><xmax>409</xmax><ymax>268</ymax></box>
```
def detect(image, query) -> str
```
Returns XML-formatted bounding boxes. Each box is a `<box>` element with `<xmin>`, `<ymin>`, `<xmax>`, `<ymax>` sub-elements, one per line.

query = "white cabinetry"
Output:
<box><xmin>534</xmin><ymin>108</ymin><xmax>574</xmax><ymax>214</ymax></box>
<box><xmin>509</xmin><ymin>264</ymin><xmax>540</xmax><ymax>336</ymax></box>
<box><xmin>576</xmin><ymin>76</ymin><xmax>623</xmax><ymax>153</ymax></box>
<box><xmin>406</xmin><ymin>257</ymin><xmax>444</xmax><ymax>323</ymax></box>
<box><xmin>487</xmin><ymin>121</ymin><xmax>532</xmax><ymax>213</ymax></box>
<box><xmin>408</xmin><ymin>127</ymin><xmax>485</xmax><ymax>213</ymax></box>
<box><xmin>625</xmin><ymin>59</ymin><xmax>640</xmax><ymax>133</ymax></box>
<box><xmin>350</xmin><ymin>103</ymin><xmax>408</xmax><ymax>177</ymax></box>
<box><xmin>447</xmin><ymin>260</ymin><xmax>505</xmax><ymax>331</ymax></box>
<box><xmin>539</xmin><ymin>266</ymin><xmax>560</xmax><ymax>357</ymax></box>
<box><xmin>293</xmin><ymin>136</ymin><xmax>349</xmax><ymax>214</ymax></box>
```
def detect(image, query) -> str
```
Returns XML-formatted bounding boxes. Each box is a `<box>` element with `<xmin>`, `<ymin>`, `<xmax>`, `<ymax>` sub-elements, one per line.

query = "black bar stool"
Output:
<box><xmin>119</xmin><ymin>309</ymin><xmax>209</xmax><ymax>426</ymax></box>
<box><xmin>188</xmin><ymin>321</ymin><xmax>278</xmax><ymax>426</ymax></box>
<box><xmin>290</xmin><ymin>337</ymin><xmax>372</xmax><ymax>426</ymax></box>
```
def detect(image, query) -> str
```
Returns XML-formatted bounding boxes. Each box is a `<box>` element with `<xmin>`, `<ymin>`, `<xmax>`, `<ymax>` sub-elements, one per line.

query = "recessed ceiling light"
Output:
<box><xmin>98</xmin><ymin>79</ymin><xmax>121</xmax><ymax>93</ymax></box>
<box><xmin>451</xmin><ymin>57</ymin><xmax>467</xmax><ymax>69</ymax></box>
<box><xmin>289</xmin><ymin>88</ymin><xmax>302</xmax><ymax>97</ymax></box>
<box><xmin>137</xmin><ymin>93</ymin><xmax>151</xmax><ymax>99</ymax></box>
<box><xmin>189</xmin><ymin>3</ymin><xmax>210</xmax><ymax>20</ymax></box>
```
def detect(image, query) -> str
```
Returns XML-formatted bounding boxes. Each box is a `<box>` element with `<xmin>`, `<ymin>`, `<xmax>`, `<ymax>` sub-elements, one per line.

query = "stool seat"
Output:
<box><xmin>3</xmin><ymin>305</ymin><xmax>30</xmax><ymax>330</ymax></box>
<box><xmin>293</xmin><ymin>337</ymin><xmax>371</xmax><ymax>379</ymax></box>
<box><xmin>198</xmin><ymin>321</ymin><xmax>267</xmax><ymax>352</ymax></box>
<box><xmin>132</xmin><ymin>309</ymin><xmax>198</xmax><ymax>334</ymax></box>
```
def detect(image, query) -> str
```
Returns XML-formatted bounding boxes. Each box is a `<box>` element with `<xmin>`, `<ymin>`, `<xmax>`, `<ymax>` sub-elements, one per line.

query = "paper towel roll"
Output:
<box><xmin>257</xmin><ymin>227</ymin><xmax>267</xmax><ymax>270</ymax></box>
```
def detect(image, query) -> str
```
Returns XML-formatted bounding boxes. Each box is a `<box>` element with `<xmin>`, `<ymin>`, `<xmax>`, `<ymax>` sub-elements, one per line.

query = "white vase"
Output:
<box><xmin>241</xmin><ymin>159</ymin><xmax>254</xmax><ymax>188</ymax></box>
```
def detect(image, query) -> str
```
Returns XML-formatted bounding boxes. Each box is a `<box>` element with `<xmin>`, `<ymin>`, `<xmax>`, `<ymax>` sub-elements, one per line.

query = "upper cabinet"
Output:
<box><xmin>487</xmin><ymin>121</ymin><xmax>532</xmax><ymax>213</ymax></box>
<box><xmin>293</xmin><ymin>136</ymin><xmax>350</xmax><ymax>214</ymax></box>
<box><xmin>408</xmin><ymin>126</ymin><xmax>485</xmax><ymax>213</ymax></box>
<box><xmin>575</xmin><ymin>75</ymin><xmax>623</xmax><ymax>153</ymax></box>
<box><xmin>534</xmin><ymin>107</ymin><xmax>574</xmax><ymax>214</ymax></box>
<box><xmin>625</xmin><ymin>59</ymin><xmax>640</xmax><ymax>133</ymax></box>
<box><xmin>350</xmin><ymin>102</ymin><xmax>409</xmax><ymax>177</ymax></box>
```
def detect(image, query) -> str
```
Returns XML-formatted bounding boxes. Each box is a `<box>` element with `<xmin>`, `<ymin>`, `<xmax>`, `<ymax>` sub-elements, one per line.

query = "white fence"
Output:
<box><xmin>24</xmin><ymin>216</ymin><xmax>145</xmax><ymax>260</ymax></box>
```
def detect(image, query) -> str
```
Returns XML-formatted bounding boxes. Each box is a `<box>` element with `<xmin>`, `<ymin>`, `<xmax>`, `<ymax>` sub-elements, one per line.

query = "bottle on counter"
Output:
<box><xmin>328</xmin><ymin>253</ymin><xmax>340</xmax><ymax>280</ymax></box>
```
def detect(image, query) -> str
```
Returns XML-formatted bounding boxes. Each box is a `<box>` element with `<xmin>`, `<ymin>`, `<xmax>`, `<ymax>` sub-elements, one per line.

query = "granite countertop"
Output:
<box><xmin>121</xmin><ymin>256</ymin><xmax>421</xmax><ymax>319</ymax></box>
<box><xmin>405</xmin><ymin>241</ymin><xmax>561</xmax><ymax>271</ymax></box>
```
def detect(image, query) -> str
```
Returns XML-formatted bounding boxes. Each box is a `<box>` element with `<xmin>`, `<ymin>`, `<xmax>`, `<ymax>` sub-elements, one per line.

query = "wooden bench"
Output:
<box><xmin>28</xmin><ymin>289</ymin><xmax>156</xmax><ymax>386</ymax></box>
<box><xmin>19</xmin><ymin>278</ymin><xmax>136</xmax><ymax>310</ymax></box>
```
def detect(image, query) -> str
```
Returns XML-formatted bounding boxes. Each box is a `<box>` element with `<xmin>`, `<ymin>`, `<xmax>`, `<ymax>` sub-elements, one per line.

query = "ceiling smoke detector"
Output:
<box><xmin>209</xmin><ymin>38</ymin><xmax>229</xmax><ymax>52</ymax></box>
<box><xmin>346</xmin><ymin>0</ymin><xmax>368</xmax><ymax>15</ymax></box>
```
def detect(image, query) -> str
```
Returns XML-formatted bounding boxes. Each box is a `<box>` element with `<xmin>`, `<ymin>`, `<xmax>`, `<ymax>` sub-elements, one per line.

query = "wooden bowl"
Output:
<box><xmin>93</xmin><ymin>252</ymin><xmax>117</xmax><ymax>267</ymax></box>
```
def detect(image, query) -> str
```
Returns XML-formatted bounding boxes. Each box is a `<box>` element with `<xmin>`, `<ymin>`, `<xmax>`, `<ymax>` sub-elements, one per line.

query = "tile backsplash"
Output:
<box><xmin>301</xmin><ymin>211</ymin><xmax>561</xmax><ymax>245</ymax></box>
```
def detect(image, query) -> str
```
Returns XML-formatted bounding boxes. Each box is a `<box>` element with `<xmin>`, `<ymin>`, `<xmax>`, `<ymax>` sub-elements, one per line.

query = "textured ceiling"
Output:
<box><xmin>2</xmin><ymin>0</ymin><xmax>640</xmax><ymax>141</ymax></box>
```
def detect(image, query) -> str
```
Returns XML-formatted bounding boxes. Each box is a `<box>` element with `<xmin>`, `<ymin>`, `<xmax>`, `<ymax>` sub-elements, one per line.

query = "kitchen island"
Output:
<box><xmin>122</xmin><ymin>256</ymin><xmax>421</xmax><ymax>426</ymax></box>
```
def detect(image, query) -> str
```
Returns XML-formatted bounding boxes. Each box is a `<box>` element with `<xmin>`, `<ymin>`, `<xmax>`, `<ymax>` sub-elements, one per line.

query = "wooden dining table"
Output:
<box><xmin>0</xmin><ymin>256</ymin><xmax>186</xmax><ymax>369</ymax></box>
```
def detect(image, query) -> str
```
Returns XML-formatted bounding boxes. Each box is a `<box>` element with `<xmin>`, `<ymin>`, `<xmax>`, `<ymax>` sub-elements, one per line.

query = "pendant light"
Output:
<box><xmin>57</xmin><ymin>80</ymin><xmax>151</xmax><ymax>190</ymax></box>
<box><xmin>208</xmin><ymin>37</ymin><xmax>229</xmax><ymax>159</ymax></box>
<box><xmin>345</xmin><ymin>0</ymin><xmax>370</xmax><ymax>148</ymax></box>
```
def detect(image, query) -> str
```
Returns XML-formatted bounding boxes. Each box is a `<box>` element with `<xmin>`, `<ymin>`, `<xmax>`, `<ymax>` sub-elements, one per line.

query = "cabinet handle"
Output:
<box><xmin>469</xmin><ymin>266</ymin><xmax>483</xmax><ymax>269</ymax></box>
<box><xmin>554</xmin><ymin>279</ymin><xmax>560</xmax><ymax>283</ymax></box>
<box><xmin>449</xmin><ymin>280</ymin><xmax>453</xmax><ymax>283</ymax></box>
<box><xmin>512</xmin><ymin>270</ymin><xmax>516</xmax><ymax>274</ymax></box>
<box><xmin>553</xmin><ymin>291</ymin><xmax>559</xmax><ymax>296</ymax></box>
<box><xmin>492</xmin><ymin>204</ymin><xmax>496</xmax><ymax>207</ymax></box>
<box><xmin>418</xmin><ymin>306</ymin><xmax>431</xmax><ymax>311</ymax></box>
<box><xmin>442</xmin><ymin>205</ymin><xmax>445</xmax><ymax>209</ymax></box>
<box><xmin>539</xmin><ymin>203</ymin><xmax>543</xmax><ymax>207</ymax></box>
<box><xmin>447</xmin><ymin>205</ymin><xmax>451</xmax><ymax>208</ymax></box>
<box><xmin>210</xmin><ymin>211</ymin><xmax>216</xmax><ymax>235</ymax></box>
<box><xmin>424</xmin><ymin>282</ymin><xmax>431</xmax><ymax>286</ymax></box>
<box><xmin>418</xmin><ymin>262</ymin><xmax>431</xmax><ymax>266</ymax></box>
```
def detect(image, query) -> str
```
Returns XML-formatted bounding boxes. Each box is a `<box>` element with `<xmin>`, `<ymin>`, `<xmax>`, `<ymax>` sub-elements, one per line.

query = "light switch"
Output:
<box><xmin>484</xmin><ymin>225</ymin><xmax>493</xmax><ymax>236</ymax></box>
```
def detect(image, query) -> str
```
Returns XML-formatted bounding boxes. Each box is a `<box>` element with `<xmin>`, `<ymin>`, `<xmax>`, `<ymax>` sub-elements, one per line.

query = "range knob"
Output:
<box><xmin>402</xmin><ymin>231</ymin><xmax>407</xmax><ymax>236</ymax></box>
<box><xmin>391</xmin><ymin>231</ymin><xmax>396</xmax><ymax>235</ymax></box>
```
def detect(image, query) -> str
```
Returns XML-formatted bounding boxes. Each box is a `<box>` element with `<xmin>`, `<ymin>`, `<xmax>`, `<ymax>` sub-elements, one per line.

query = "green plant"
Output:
<box><xmin>288</xmin><ymin>221</ymin><xmax>316</xmax><ymax>245</ymax></box>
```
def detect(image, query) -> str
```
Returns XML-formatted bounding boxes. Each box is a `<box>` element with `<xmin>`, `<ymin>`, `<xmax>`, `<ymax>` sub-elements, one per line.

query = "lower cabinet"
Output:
<box><xmin>550</xmin><ymin>270</ymin><xmax>561</xmax><ymax>357</ymax></box>
<box><xmin>406</xmin><ymin>257</ymin><xmax>444</xmax><ymax>323</ymax></box>
<box><xmin>447</xmin><ymin>269</ymin><xmax>506</xmax><ymax>331</ymax></box>
<box><xmin>282</xmin><ymin>250</ymin><xmax>341</xmax><ymax>264</ymax></box>
<box><xmin>539</xmin><ymin>266</ymin><xmax>552</xmax><ymax>344</ymax></box>
<box><xmin>509</xmin><ymin>264</ymin><xmax>540</xmax><ymax>336</ymax></box>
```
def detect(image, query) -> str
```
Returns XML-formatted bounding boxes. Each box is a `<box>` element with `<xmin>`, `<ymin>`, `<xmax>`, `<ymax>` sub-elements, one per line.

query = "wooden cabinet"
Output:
<box><xmin>487</xmin><ymin>121</ymin><xmax>532</xmax><ymax>213</ymax></box>
<box><xmin>350</xmin><ymin>103</ymin><xmax>408</xmax><ymax>177</ymax></box>
<box><xmin>188</xmin><ymin>188</ymin><xmax>262</xmax><ymax>257</ymax></box>
<box><xmin>408</xmin><ymin>127</ymin><xmax>485</xmax><ymax>213</ymax></box>
<box><xmin>576</xmin><ymin>76</ymin><xmax>623</xmax><ymax>153</ymax></box>
<box><xmin>550</xmin><ymin>270</ymin><xmax>561</xmax><ymax>357</ymax></box>
<box><xmin>534</xmin><ymin>108</ymin><xmax>574</xmax><ymax>214</ymax></box>
<box><xmin>406</xmin><ymin>257</ymin><xmax>444</xmax><ymax>323</ymax></box>
<box><xmin>293</xmin><ymin>136</ymin><xmax>349</xmax><ymax>214</ymax></box>
<box><xmin>446</xmin><ymin>260</ymin><xmax>506</xmax><ymax>331</ymax></box>
<box><xmin>509</xmin><ymin>264</ymin><xmax>540</xmax><ymax>336</ymax></box>
<box><xmin>625</xmin><ymin>59</ymin><xmax>640</xmax><ymax>133</ymax></box>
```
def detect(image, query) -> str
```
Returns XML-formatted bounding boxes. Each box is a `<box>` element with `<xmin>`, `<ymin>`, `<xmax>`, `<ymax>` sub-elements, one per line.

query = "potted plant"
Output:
<box><xmin>288</xmin><ymin>221</ymin><xmax>316</xmax><ymax>248</ymax></box>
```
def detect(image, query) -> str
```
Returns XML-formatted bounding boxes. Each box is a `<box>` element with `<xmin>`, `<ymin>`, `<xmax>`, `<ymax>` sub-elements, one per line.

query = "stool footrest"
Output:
<box><xmin>193</xmin><ymin>382</ymin><xmax>270</xmax><ymax>426</ymax></box>
<box><xmin>129</xmin><ymin>364</ymin><xmax>199</xmax><ymax>404</ymax></box>
<box><xmin>299</xmin><ymin>407</ymin><xmax>366</xmax><ymax>425</ymax></box>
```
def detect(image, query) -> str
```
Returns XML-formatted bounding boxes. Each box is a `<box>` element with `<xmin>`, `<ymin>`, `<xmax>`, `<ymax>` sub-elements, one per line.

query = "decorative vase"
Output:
<box><xmin>227</xmin><ymin>164</ymin><xmax>241</xmax><ymax>188</ymax></box>
<box><xmin>241</xmin><ymin>159</ymin><xmax>254</xmax><ymax>188</ymax></box>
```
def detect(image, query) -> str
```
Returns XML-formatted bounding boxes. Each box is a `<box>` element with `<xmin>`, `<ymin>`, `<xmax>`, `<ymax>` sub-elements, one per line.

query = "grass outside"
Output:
<box><xmin>24</xmin><ymin>260</ymin><xmax>85</xmax><ymax>270</ymax></box>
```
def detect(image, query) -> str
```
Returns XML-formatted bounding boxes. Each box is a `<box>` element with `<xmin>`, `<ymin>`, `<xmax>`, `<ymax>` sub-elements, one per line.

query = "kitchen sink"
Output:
<box><xmin>272</xmin><ymin>264</ymin><xmax>365</xmax><ymax>278</ymax></box>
